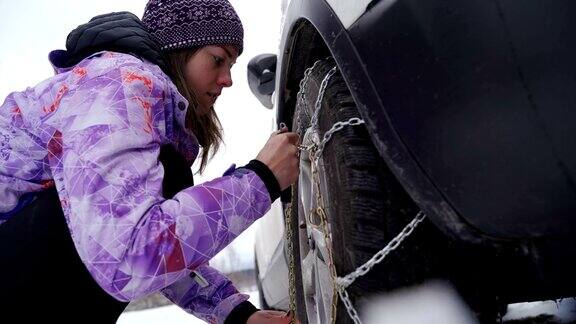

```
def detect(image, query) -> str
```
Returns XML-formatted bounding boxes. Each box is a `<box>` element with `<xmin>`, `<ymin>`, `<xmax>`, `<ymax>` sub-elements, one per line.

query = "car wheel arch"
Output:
<box><xmin>277</xmin><ymin>0</ymin><xmax>493</xmax><ymax>244</ymax></box>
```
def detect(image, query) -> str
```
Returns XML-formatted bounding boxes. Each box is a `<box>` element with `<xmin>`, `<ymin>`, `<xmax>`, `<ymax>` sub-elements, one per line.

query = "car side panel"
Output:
<box><xmin>254</xmin><ymin>200</ymin><xmax>290</xmax><ymax>308</ymax></box>
<box><xmin>348</xmin><ymin>0</ymin><xmax>576</xmax><ymax>238</ymax></box>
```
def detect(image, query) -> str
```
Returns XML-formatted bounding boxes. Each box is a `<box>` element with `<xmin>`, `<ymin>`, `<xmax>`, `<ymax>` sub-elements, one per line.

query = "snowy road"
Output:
<box><xmin>117</xmin><ymin>288</ymin><xmax>576</xmax><ymax>324</ymax></box>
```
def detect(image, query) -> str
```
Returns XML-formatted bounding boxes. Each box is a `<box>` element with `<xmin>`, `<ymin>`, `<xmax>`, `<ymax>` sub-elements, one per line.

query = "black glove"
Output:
<box><xmin>224</xmin><ymin>300</ymin><xmax>259</xmax><ymax>324</ymax></box>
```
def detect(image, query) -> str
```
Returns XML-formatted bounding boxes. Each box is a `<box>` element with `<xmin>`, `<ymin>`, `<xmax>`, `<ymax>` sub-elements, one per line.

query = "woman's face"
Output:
<box><xmin>184</xmin><ymin>45</ymin><xmax>238</xmax><ymax>114</ymax></box>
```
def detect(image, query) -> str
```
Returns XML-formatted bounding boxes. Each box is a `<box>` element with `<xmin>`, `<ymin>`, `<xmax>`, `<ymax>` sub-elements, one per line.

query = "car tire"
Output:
<box><xmin>288</xmin><ymin>58</ymin><xmax>498</xmax><ymax>323</ymax></box>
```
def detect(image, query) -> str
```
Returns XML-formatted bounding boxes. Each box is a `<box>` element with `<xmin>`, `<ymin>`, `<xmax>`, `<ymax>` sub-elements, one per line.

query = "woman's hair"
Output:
<box><xmin>165</xmin><ymin>48</ymin><xmax>223</xmax><ymax>174</ymax></box>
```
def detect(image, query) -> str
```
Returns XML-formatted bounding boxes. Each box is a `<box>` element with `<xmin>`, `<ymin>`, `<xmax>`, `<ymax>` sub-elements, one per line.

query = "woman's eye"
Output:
<box><xmin>213</xmin><ymin>56</ymin><xmax>224</xmax><ymax>65</ymax></box>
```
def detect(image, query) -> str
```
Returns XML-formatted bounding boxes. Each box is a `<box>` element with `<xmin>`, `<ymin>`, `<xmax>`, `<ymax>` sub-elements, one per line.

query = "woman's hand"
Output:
<box><xmin>246</xmin><ymin>310</ymin><xmax>297</xmax><ymax>324</ymax></box>
<box><xmin>255</xmin><ymin>125</ymin><xmax>300</xmax><ymax>191</ymax></box>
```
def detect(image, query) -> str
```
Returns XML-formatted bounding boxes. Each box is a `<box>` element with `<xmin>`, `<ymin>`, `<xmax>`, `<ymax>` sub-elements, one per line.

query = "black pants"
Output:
<box><xmin>0</xmin><ymin>145</ymin><xmax>193</xmax><ymax>323</ymax></box>
<box><xmin>0</xmin><ymin>187</ymin><xmax>129</xmax><ymax>322</ymax></box>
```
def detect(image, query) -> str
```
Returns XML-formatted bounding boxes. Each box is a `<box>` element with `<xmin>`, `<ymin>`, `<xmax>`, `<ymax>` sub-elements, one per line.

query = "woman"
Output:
<box><xmin>0</xmin><ymin>1</ymin><xmax>298</xmax><ymax>323</ymax></box>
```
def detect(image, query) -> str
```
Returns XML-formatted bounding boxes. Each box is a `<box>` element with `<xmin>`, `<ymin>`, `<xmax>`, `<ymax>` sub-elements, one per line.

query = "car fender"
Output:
<box><xmin>276</xmin><ymin>0</ymin><xmax>488</xmax><ymax>243</ymax></box>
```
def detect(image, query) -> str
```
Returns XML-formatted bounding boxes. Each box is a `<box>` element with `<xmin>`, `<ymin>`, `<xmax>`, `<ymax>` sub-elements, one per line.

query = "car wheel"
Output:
<box><xmin>288</xmin><ymin>58</ymin><xmax>466</xmax><ymax>323</ymax></box>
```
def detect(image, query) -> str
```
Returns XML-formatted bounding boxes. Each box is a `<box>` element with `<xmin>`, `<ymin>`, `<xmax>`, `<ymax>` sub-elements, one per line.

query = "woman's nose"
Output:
<box><xmin>217</xmin><ymin>69</ymin><xmax>233</xmax><ymax>88</ymax></box>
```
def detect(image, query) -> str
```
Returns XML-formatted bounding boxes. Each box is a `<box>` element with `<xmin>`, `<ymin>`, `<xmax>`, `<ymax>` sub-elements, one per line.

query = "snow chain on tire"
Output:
<box><xmin>285</xmin><ymin>60</ymin><xmax>427</xmax><ymax>324</ymax></box>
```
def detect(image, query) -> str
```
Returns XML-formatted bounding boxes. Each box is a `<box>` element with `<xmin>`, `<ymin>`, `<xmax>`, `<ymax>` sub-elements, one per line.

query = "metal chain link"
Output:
<box><xmin>289</xmin><ymin>60</ymin><xmax>427</xmax><ymax>324</ymax></box>
<box><xmin>305</xmin><ymin>64</ymin><xmax>341</xmax><ymax>324</ymax></box>
<box><xmin>285</xmin><ymin>60</ymin><xmax>327</xmax><ymax>324</ymax></box>
<box><xmin>335</xmin><ymin>212</ymin><xmax>426</xmax><ymax>323</ymax></box>
<box><xmin>310</xmin><ymin>144</ymin><xmax>339</xmax><ymax>324</ymax></box>
<box><xmin>336</xmin><ymin>211</ymin><xmax>426</xmax><ymax>289</ymax></box>
<box><xmin>310</xmin><ymin>66</ymin><xmax>338</xmax><ymax>129</ymax></box>
<box><xmin>338</xmin><ymin>288</ymin><xmax>362</xmax><ymax>324</ymax></box>
<box><xmin>296</xmin><ymin>60</ymin><xmax>325</xmax><ymax>134</ymax></box>
<box><xmin>284</xmin><ymin>188</ymin><xmax>298</xmax><ymax>324</ymax></box>
<box><xmin>315</xmin><ymin>117</ymin><xmax>365</xmax><ymax>156</ymax></box>
<box><xmin>305</xmin><ymin>63</ymin><xmax>362</xmax><ymax>323</ymax></box>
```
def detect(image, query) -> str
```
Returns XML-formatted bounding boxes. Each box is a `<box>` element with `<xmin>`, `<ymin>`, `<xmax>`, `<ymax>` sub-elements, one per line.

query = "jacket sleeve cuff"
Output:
<box><xmin>241</xmin><ymin>159</ymin><xmax>281</xmax><ymax>202</ymax></box>
<box><xmin>223</xmin><ymin>300</ymin><xmax>259</xmax><ymax>324</ymax></box>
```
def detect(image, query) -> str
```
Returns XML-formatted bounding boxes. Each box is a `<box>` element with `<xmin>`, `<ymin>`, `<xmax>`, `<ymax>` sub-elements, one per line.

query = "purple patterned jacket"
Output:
<box><xmin>0</xmin><ymin>51</ymin><xmax>271</xmax><ymax>323</ymax></box>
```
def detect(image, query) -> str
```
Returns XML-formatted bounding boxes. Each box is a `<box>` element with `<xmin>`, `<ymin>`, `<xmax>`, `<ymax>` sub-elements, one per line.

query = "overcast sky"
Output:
<box><xmin>0</xmin><ymin>0</ymin><xmax>283</xmax><ymax>272</ymax></box>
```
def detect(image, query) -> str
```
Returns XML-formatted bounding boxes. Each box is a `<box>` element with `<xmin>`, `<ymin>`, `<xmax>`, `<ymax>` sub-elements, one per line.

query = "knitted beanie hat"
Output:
<box><xmin>142</xmin><ymin>0</ymin><xmax>243</xmax><ymax>55</ymax></box>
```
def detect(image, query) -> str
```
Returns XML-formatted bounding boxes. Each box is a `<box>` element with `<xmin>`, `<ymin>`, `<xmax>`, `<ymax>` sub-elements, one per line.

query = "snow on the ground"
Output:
<box><xmin>362</xmin><ymin>281</ymin><xmax>478</xmax><ymax>324</ymax></box>
<box><xmin>362</xmin><ymin>282</ymin><xmax>576</xmax><ymax>324</ymax></box>
<box><xmin>118</xmin><ymin>285</ymin><xmax>575</xmax><ymax>324</ymax></box>
<box><xmin>504</xmin><ymin>298</ymin><xmax>576</xmax><ymax>323</ymax></box>
<box><xmin>117</xmin><ymin>290</ymin><xmax>261</xmax><ymax>324</ymax></box>
<box><xmin>117</xmin><ymin>304</ymin><xmax>204</xmax><ymax>324</ymax></box>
